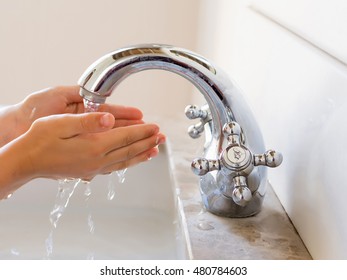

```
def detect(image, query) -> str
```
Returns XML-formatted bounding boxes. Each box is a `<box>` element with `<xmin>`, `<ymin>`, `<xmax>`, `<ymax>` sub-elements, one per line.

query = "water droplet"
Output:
<box><xmin>107</xmin><ymin>188</ymin><xmax>116</xmax><ymax>201</ymax></box>
<box><xmin>5</xmin><ymin>193</ymin><xmax>13</xmax><ymax>199</ymax></box>
<box><xmin>106</xmin><ymin>173</ymin><xmax>116</xmax><ymax>201</ymax></box>
<box><xmin>10</xmin><ymin>248</ymin><xmax>20</xmax><ymax>256</ymax></box>
<box><xmin>116</xmin><ymin>168</ymin><xmax>127</xmax><ymax>184</ymax></box>
<box><xmin>82</xmin><ymin>180</ymin><xmax>92</xmax><ymax>201</ymax></box>
<box><xmin>87</xmin><ymin>214</ymin><xmax>95</xmax><ymax>234</ymax></box>
<box><xmin>197</xmin><ymin>221</ymin><xmax>214</xmax><ymax>231</ymax></box>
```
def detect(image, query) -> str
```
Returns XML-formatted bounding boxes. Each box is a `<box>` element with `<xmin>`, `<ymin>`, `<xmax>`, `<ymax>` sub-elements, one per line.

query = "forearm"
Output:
<box><xmin>0</xmin><ymin>137</ymin><xmax>34</xmax><ymax>199</ymax></box>
<box><xmin>0</xmin><ymin>102</ymin><xmax>27</xmax><ymax>147</ymax></box>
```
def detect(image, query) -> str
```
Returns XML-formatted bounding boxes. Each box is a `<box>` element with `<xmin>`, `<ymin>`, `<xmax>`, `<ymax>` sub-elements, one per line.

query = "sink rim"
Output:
<box><xmin>0</xmin><ymin>144</ymin><xmax>192</xmax><ymax>260</ymax></box>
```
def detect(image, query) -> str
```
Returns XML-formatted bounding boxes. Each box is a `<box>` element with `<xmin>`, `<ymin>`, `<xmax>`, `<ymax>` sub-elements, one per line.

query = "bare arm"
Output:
<box><xmin>0</xmin><ymin>86</ymin><xmax>165</xmax><ymax>199</ymax></box>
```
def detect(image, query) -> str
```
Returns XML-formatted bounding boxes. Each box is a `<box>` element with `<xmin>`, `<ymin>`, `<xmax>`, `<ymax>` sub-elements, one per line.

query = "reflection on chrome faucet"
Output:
<box><xmin>78</xmin><ymin>44</ymin><xmax>282</xmax><ymax>218</ymax></box>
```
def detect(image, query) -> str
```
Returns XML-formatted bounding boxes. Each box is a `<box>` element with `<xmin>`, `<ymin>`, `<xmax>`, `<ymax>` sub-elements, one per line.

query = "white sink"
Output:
<box><xmin>0</xmin><ymin>145</ymin><xmax>190</xmax><ymax>259</ymax></box>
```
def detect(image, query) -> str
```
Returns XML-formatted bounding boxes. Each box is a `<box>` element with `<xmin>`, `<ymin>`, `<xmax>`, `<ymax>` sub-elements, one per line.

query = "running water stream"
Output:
<box><xmin>45</xmin><ymin>99</ymin><xmax>127</xmax><ymax>258</ymax></box>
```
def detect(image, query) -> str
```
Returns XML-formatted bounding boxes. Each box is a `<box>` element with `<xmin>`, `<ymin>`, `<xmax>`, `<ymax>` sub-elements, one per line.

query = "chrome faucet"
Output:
<box><xmin>78</xmin><ymin>44</ymin><xmax>282</xmax><ymax>217</ymax></box>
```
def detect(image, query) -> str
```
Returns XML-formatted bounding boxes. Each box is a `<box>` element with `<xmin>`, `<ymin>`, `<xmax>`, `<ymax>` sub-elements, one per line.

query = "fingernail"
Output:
<box><xmin>100</xmin><ymin>113</ymin><xmax>114</xmax><ymax>128</ymax></box>
<box><xmin>156</xmin><ymin>134</ymin><xmax>166</xmax><ymax>145</ymax></box>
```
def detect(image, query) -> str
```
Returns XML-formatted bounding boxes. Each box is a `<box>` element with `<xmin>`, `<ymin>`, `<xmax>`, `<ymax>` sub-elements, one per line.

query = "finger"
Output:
<box><xmin>57</xmin><ymin>85</ymin><xmax>82</xmax><ymax>104</ymax></box>
<box><xmin>52</xmin><ymin>113</ymin><xmax>116</xmax><ymax>138</ymax></box>
<box><xmin>101</xmin><ymin>147</ymin><xmax>160</xmax><ymax>173</ymax></box>
<box><xmin>98</xmin><ymin>104</ymin><xmax>143</xmax><ymax>120</ymax></box>
<box><xmin>105</xmin><ymin>132</ymin><xmax>165</xmax><ymax>160</ymax></box>
<box><xmin>100</xmin><ymin>123</ymin><xmax>160</xmax><ymax>152</ymax></box>
<box><xmin>113</xmin><ymin>119</ymin><xmax>144</xmax><ymax>128</ymax></box>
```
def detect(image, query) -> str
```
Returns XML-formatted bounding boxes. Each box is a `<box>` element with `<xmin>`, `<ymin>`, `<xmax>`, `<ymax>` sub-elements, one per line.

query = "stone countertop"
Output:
<box><xmin>158</xmin><ymin>115</ymin><xmax>311</xmax><ymax>260</ymax></box>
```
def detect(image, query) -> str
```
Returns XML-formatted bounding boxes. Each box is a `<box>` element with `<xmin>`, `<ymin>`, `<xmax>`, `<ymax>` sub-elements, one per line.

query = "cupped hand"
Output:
<box><xmin>14</xmin><ymin>86</ymin><xmax>144</xmax><ymax>140</ymax></box>
<box><xmin>27</xmin><ymin>112</ymin><xmax>165</xmax><ymax>178</ymax></box>
<box><xmin>1</xmin><ymin>112</ymin><xmax>165</xmax><ymax>197</ymax></box>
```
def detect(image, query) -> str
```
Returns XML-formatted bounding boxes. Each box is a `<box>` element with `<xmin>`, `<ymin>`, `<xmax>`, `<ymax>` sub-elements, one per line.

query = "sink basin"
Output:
<box><xmin>0</xmin><ymin>145</ymin><xmax>190</xmax><ymax>259</ymax></box>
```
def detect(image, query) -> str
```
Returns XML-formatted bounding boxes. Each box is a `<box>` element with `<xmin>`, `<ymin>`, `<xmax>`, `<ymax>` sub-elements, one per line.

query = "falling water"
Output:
<box><xmin>83</xmin><ymin>99</ymin><xmax>101</xmax><ymax>113</ymax></box>
<box><xmin>107</xmin><ymin>169</ymin><xmax>127</xmax><ymax>201</ymax></box>
<box><xmin>83</xmin><ymin>180</ymin><xmax>95</xmax><ymax>234</ymax></box>
<box><xmin>116</xmin><ymin>169</ymin><xmax>127</xmax><ymax>184</ymax></box>
<box><xmin>107</xmin><ymin>173</ymin><xmax>117</xmax><ymax>201</ymax></box>
<box><xmin>46</xmin><ymin>178</ymin><xmax>80</xmax><ymax>258</ymax></box>
<box><xmin>49</xmin><ymin>179</ymin><xmax>80</xmax><ymax>229</ymax></box>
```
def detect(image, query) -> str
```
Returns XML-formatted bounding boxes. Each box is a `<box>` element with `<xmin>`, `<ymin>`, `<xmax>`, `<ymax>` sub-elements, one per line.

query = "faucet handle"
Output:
<box><xmin>222</xmin><ymin>121</ymin><xmax>245</xmax><ymax>145</ymax></box>
<box><xmin>185</xmin><ymin>104</ymin><xmax>208</xmax><ymax>119</ymax></box>
<box><xmin>187</xmin><ymin>122</ymin><xmax>205</xmax><ymax>139</ymax></box>
<box><xmin>254</xmin><ymin>150</ymin><xmax>283</xmax><ymax>168</ymax></box>
<box><xmin>223</xmin><ymin>121</ymin><xmax>241</xmax><ymax>135</ymax></box>
<box><xmin>191</xmin><ymin>158</ymin><xmax>220</xmax><ymax>176</ymax></box>
<box><xmin>220</xmin><ymin>176</ymin><xmax>252</xmax><ymax>207</ymax></box>
<box><xmin>185</xmin><ymin>104</ymin><xmax>211</xmax><ymax>139</ymax></box>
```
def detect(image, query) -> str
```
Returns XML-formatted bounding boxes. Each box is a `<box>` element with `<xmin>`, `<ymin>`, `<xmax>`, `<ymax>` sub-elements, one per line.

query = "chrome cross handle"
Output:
<box><xmin>191</xmin><ymin>121</ymin><xmax>283</xmax><ymax>206</ymax></box>
<box><xmin>185</xmin><ymin>104</ymin><xmax>211</xmax><ymax>139</ymax></box>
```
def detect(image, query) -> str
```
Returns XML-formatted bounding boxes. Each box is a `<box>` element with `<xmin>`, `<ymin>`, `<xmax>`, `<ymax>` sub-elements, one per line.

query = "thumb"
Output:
<box><xmin>78</xmin><ymin>112</ymin><xmax>115</xmax><ymax>133</ymax></box>
<box><xmin>61</xmin><ymin>113</ymin><xmax>115</xmax><ymax>137</ymax></box>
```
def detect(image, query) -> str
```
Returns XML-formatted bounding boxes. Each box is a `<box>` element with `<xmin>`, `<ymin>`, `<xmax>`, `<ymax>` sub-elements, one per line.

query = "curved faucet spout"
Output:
<box><xmin>78</xmin><ymin>44</ymin><xmax>232</xmax><ymax>146</ymax></box>
<box><xmin>78</xmin><ymin>44</ymin><xmax>282</xmax><ymax>217</ymax></box>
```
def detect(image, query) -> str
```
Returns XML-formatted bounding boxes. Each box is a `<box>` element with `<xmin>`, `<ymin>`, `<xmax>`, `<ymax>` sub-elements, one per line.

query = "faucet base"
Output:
<box><xmin>199</xmin><ymin>173</ymin><xmax>266</xmax><ymax>218</ymax></box>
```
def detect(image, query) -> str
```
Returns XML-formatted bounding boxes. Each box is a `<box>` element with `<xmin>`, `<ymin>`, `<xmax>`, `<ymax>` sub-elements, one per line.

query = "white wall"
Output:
<box><xmin>0</xmin><ymin>0</ymin><xmax>200</xmax><ymax>119</ymax></box>
<box><xmin>197</xmin><ymin>0</ymin><xmax>347</xmax><ymax>259</ymax></box>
